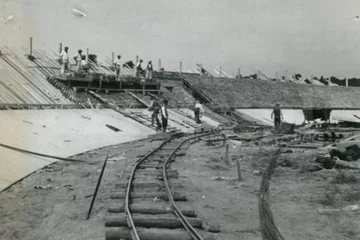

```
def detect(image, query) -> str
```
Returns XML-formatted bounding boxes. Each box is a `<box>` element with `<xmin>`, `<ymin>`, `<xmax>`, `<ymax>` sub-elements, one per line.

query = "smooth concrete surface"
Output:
<box><xmin>330</xmin><ymin>110</ymin><xmax>360</xmax><ymax>123</ymax></box>
<box><xmin>236</xmin><ymin>109</ymin><xmax>306</xmax><ymax>126</ymax></box>
<box><xmin>0</xmin><ymin>109</ymin><xmax>154</xmax><ymax>191</ymax></box>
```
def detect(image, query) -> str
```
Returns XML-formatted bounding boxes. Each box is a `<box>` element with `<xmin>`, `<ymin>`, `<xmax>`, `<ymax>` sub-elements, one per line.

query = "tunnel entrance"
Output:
<box><xmin>302</xmin><ymin>108</ymin><xmax>332</xmax><ymax>121</ymax></box>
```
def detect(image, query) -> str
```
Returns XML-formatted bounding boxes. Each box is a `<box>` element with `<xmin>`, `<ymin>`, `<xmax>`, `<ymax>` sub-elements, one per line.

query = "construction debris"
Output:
<box><xmin>106</xmin><ymin>124</ymin><xmax>122</xmax><ymax>132</ymax></box>
<box><xmin>34</xmin><ymin>184</ymin><xmax>52</xmax><ymax>190</ymax></box>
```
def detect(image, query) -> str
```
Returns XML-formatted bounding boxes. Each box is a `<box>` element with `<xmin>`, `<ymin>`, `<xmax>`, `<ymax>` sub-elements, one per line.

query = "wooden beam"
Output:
<box><xmin>105</xmin><ymin>214</ymin><xmax>202</xmax><ymax>229</ymax></box>
<box><xmin>127</xmin><ymin>92</ymin><xmax>149</xmax><ymax>107</ymax></box>
<box><xmin>29</xmin><ymin>37</ymin><xmax>33</xmax><ymax>56</ymax></box>
<box><xmin>106</xmin><ymin>227</ymin><xmax>194</xmax><ymax>240</ymax></box>
<box><xmin>107</xmin><ymin>203</ymin><xmax>196</xmax><ymax>217</ymax></box>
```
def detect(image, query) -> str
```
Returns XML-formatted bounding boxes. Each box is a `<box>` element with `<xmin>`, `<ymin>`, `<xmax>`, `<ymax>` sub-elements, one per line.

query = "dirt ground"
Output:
<box><xmin>1</xmin><ymin>133</ymin><xmax>360</xmax><ymax>240</ymax></box>
<box><xmin>173</xmin><ymin>138</ymin><xmax>360</xmax><ymax>240</ymax></box>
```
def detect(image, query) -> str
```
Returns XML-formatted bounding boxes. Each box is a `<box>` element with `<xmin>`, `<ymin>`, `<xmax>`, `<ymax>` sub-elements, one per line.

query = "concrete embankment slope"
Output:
<box><xmin>0</xmin><ymin>109</ymin><xmax>154</xmax><ymax>191</ymax></box>
<box><xmin>185</xmin><ymin>75</ymin><xmax>360</xmax><ymax>109</ymax></box>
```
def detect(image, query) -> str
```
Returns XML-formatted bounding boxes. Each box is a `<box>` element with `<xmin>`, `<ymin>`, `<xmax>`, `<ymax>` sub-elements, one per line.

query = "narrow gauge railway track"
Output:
<box><xmin>105</xmin><ymin>130</ymin><xmax>222</xmax><ymax>240</ymax></box>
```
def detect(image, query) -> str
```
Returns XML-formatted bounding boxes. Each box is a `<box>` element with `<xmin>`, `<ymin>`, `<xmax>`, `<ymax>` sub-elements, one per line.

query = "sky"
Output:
<box><xmin>1</xmin><ymin>0</ymin><xmax>360</xmax><ymax>78</ymax></box>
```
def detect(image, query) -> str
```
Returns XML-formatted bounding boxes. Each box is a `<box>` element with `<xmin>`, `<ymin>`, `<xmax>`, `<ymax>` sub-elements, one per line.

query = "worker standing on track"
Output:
<box><xmin>194</xmin><ymin>100</ymin><xmax>204</xmax><ymax>124</ymax></box>
<box><xmin>146</xmin><ymin>61</ymin><xmax>153</xmax><ymax>80</ymax></box>
<box><xmin>114</xmin><ymin>55</ymin><xmax>121</xmax><ymax>79</ymax></box>
<box><xmin>134</xmin><ymin>59</ymin><xmax>143</xmax><ymax>77</ymax></box>
<box><xmin>271</xmin><ymin>103</ymin><xmax>283</xmax><ymax>128</ymax></box>
<box><xmin>161</xmin><ymin>100</ymin><xmax>169</xmax><ymax>132</ymax></box>
<box><xmin>74</xmin><ymin>49</ymin><xmax>83</xmax><ymax>72</ymax></box>
<box><xmin>149</xmin><ymin>96</ymin><xmax>161</xmax><ymax>131</ymax></box>
<box><xmin>59</xmin><ymin>46</ymin><xmax>69</xmax><ymax>74</ymax></box>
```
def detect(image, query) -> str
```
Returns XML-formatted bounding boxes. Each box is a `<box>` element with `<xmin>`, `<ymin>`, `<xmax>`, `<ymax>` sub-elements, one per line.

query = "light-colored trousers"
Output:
<box><xmin>61</xmin><ymin>60</ymin><xmax>69</xmax><ymax>74</ymax></box>
<box><xmin>146</xmin><ymin>70</ymin><xmax>152</xmax><ymax>79</ymax></box>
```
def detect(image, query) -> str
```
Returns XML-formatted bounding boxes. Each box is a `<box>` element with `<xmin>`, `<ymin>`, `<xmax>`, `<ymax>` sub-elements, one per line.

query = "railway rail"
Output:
<box><xmin>105</xmin><ymin>129</ymin><xmax>223</xmax><ymax>240</ymax></box>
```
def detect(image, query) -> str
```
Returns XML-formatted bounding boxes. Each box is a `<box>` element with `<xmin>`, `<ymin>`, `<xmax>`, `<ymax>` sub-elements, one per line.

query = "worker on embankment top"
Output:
<box><xmin>194</xmin><ymin>100</ymin><xmax>204</xmax><ymax>124</ymax></box>
<box><xmin>73</xmin><ymin>49</ymin><xmax>83</xmax><ymax>72</ymax></box>
<box><xmin>59</xmin><ymin>46</ymin><xmax>69</xmax><ymax>74</ymax></box>
<box><xmin>149</xmin><ymin>96</ymin><xmax>161</xmax><ymax>131</ymax></box>
<box><xmin>133</xmin><ymin>59</ymin><xmax>143</xmax><ymax>77</ymax></box>
<box><xmin>271</xmin><ymin>103</ymin><xmax>283</xmax><ymax>128</ymax></box>
<box><xmin>146</xmin><ymin>61</ymin><xmax>153</xmax><ymax>80</ymax></box>
<box><xmin>114</xmin><ymin>55</ymin><xmax>121</xmax><ymax>79</ymax></box>
<box><xmin>161</xmin><ymin>100</ymin><xmax>169</xmax><ymax>132</ymax></box>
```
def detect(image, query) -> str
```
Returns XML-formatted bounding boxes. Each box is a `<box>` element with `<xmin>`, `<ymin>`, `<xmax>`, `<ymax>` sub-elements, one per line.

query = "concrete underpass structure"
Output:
<box><xmin>183</xmin><ymin>74</ymin><xmax>360</xmax><ymax>125</ymax></box>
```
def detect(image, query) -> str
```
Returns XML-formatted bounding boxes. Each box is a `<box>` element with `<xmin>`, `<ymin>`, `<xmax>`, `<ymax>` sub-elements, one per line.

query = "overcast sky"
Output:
<box><xmin>1</xmin><ymin>0</ymin><xmax>360</xmax><ymax>78</ymax></box>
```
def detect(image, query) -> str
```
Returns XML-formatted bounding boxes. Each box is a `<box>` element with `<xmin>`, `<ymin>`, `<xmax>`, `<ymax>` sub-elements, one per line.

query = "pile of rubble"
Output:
<box><xmin>315</xmin><ymin>134</ymin><xmax>360</xmax><ymax>170</ymax></box>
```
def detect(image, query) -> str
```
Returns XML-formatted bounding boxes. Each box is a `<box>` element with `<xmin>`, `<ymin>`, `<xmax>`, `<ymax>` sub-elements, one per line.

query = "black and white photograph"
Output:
<box><xmin>1</xmin><ymin>0</ymin><xmax>360</xmax><ymax>239</ymax></box>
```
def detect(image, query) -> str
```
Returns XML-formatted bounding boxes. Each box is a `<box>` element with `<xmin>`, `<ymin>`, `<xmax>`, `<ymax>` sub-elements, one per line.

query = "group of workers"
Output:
<box><xmin>59</xmin><ymin>47</ymin><xmax>85</xmax><ymax>74</ymax></box>
<box><xmin>148</xmin><ymin>97</ymin><xmax>169</xmax><ymax>132</ymax></box>
<box><xmin>60</xmin><ymin>47</ymin><xmax>284</xmax><ymax>130</ymax></box>
<box><xmin>59</xmin><ymin>47</ymin><xmax>154</xmax><ymax>80</ymax></box>
<box><xmin>148</xmin><ymin>96</ymin><xmax>205</xmax><ymax>132</ymax></box>
<box><xmin>114</xmin><ymin>56</ymin><xmax>154</xmax><ymax>80</ymax></box>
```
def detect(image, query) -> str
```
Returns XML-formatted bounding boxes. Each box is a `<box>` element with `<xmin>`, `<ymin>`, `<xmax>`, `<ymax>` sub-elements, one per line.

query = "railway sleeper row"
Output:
<box><xmin>106</xmin><ymin>133</ymin><xmax>220</xmax><ymax>240</ymax></box>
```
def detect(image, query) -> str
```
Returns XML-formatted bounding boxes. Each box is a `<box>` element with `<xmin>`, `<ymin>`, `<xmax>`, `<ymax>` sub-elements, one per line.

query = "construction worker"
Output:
<box><xmin>148</xmin><ymin>96</ymin><xmax>161</xmax><ymax>130</ymax></box>
<box><xmin>271</xmin><ymin>103</ymin><xmax>283</xmax><ymax>128</ymax></box>
<box><xmin>146</xmin><ymin>61</ymin><xmax>153</xmax><ymax>80</ymax></box>
<box><xmin>74</xmin><ymin>49</ymin><xmax>83</xmax><ymax>72</ymax></box>
<box><xmin>194</xmin><ymin>100</ymin><xmax>204</xmax><ymax>124</ymax></box>
<box><xmin>133</xmin><ymin>59</ymin><xmax>143</xmax><ymax>77</ymax></box>
<box><xmin>59</xmin><ymin>46</ymin><xmax>69</xmax><ymax>74</ymax></box>
<box><xmin>114</xmin><ymin>55</ymin><xmax>121</xmax><ymax>79</ymax></box>
<box><xmin>161</xmin><ymin>100</ymin><xmax>169</xmax><ymax>132</ymax></box>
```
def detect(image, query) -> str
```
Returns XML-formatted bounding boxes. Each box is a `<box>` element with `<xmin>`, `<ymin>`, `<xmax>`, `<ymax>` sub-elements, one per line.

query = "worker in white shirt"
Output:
<box><xmin>133</xmin><ymin>59</ymin><xmax>143</xmax><ymax>77</ymax></box>
<box><xmin>73</xmin><ymin>49</ymin><xmax>83</xmax><ymax>72</ymax></box>
<box><xmin>59</xmin><ymin>46</ymin><xmax>69</xmax><ymax>74</ymax></box>
<box><xmin>161</xmin><ymin>100</ymin><xmax>169</xmax><ymax>132</ymax></box>
<box><xmin>146</xmin><ymin>61</ymin><xmax>153</xmax><ymax>80</ymax></box>
<box><xmin>194</xmin><ymin>100</ymin><xmax>204</xmax><ymax>124</ymax></box>
<box><xmin>114</xmin><ymin>55</ymin><xmax>121</xmax><ymax>79</ymax></box>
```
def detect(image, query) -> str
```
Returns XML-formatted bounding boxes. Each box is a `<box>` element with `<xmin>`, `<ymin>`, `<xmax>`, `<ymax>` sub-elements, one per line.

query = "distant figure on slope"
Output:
<box><xmin>133</xmin><ymin>59</ymin><xmax>143</xmax><ymax>77</ymax></box>
<box><xmin>59</xmin><ymin>46</ymin><xmax>69</xmax><ymax>74</ymax></box>
<box><xmin>73</xmin><ymin>49</ymin><xmax>83</xmax><ymax>72</ymax></box>
<box><xmin>161</xmin><ymin>100</ymin><xmax>169</xmax><ymax>132</ymax></box>
<box><xmin>271</xmin><ymin>103</ymin><xmax>283</xmax><ymax>128</ymax></box>
<box><xmin>114</xmin><ymin>55</ymin><xmax>121</xmax><ymax>79</ymax></box>
<box><xmin>146</xmin><ymin>61</ymin><xmax>153</xmax><ymax>80</ymax></box>
<box><xmin>194</xmin><ymin>100</ymin><xmax>204</xmax><ymax>124</ymax></box>
<box><xmin>148</xmin><ymin>96</ymin><xmax>161</xmax><ymax>131</ymax></box>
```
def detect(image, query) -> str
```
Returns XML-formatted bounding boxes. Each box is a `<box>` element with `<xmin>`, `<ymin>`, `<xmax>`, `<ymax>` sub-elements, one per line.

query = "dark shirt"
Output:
<box><xmin>147</xmin><ymin>63</ymin><xmax>153</xmax><ymax>71</ymax></box>
<box><xmin>273</xmin><ymin>106</ymin><xmax>281</xmax><ymax>118</ymax></box>
<box><xmin>152</xmin><ymin>100</ymin><xmax>161</xmax><ymax>108</ymax></box>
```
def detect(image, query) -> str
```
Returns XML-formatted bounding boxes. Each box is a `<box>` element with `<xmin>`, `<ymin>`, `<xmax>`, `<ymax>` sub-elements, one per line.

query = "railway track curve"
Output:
<box><xmin>105</xmin><ymin>129</ymin><xmax>223</xmax><ymax>240</ymax></box>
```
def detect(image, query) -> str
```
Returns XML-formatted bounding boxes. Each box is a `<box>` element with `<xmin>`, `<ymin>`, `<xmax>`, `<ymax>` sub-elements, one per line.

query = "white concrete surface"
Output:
<box><xmin>330</xmin><ymin>110</ymin><xmax>360</xmax><ymax>124</ymax></box>
<box><xmin>0</xmin><ymin>109</ymin><xmax>154</xmax><ymax>191</ymax></box>
<box><xmin>236</xmin><ymin>109</ymin><xmax>306</xmax><ymax>126</ymax></box>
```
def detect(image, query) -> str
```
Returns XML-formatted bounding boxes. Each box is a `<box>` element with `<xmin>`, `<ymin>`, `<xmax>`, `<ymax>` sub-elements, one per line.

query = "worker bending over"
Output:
<box><xmin>134</xmin><ymin>59</ymin><xmax>143</xmax><ymax>77</ymax></box>
<box><xmin>271</xmin><ymin>103</ymin><xmax>283</xmax><ymax>128</ymax></box>
<box><xmin>148</xmin><ymin>96</ymin><xmax>161</xmax><ymax>131</ymax></box>
<box><xmin>161</xmin><ymin>100</ymin><xmax>169</xmax><ymax>132</ymax></box>
<box><xmin>194</xmin><ymin>100</ymin><xmax>204</xmax><ymax>124</ymax></box>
